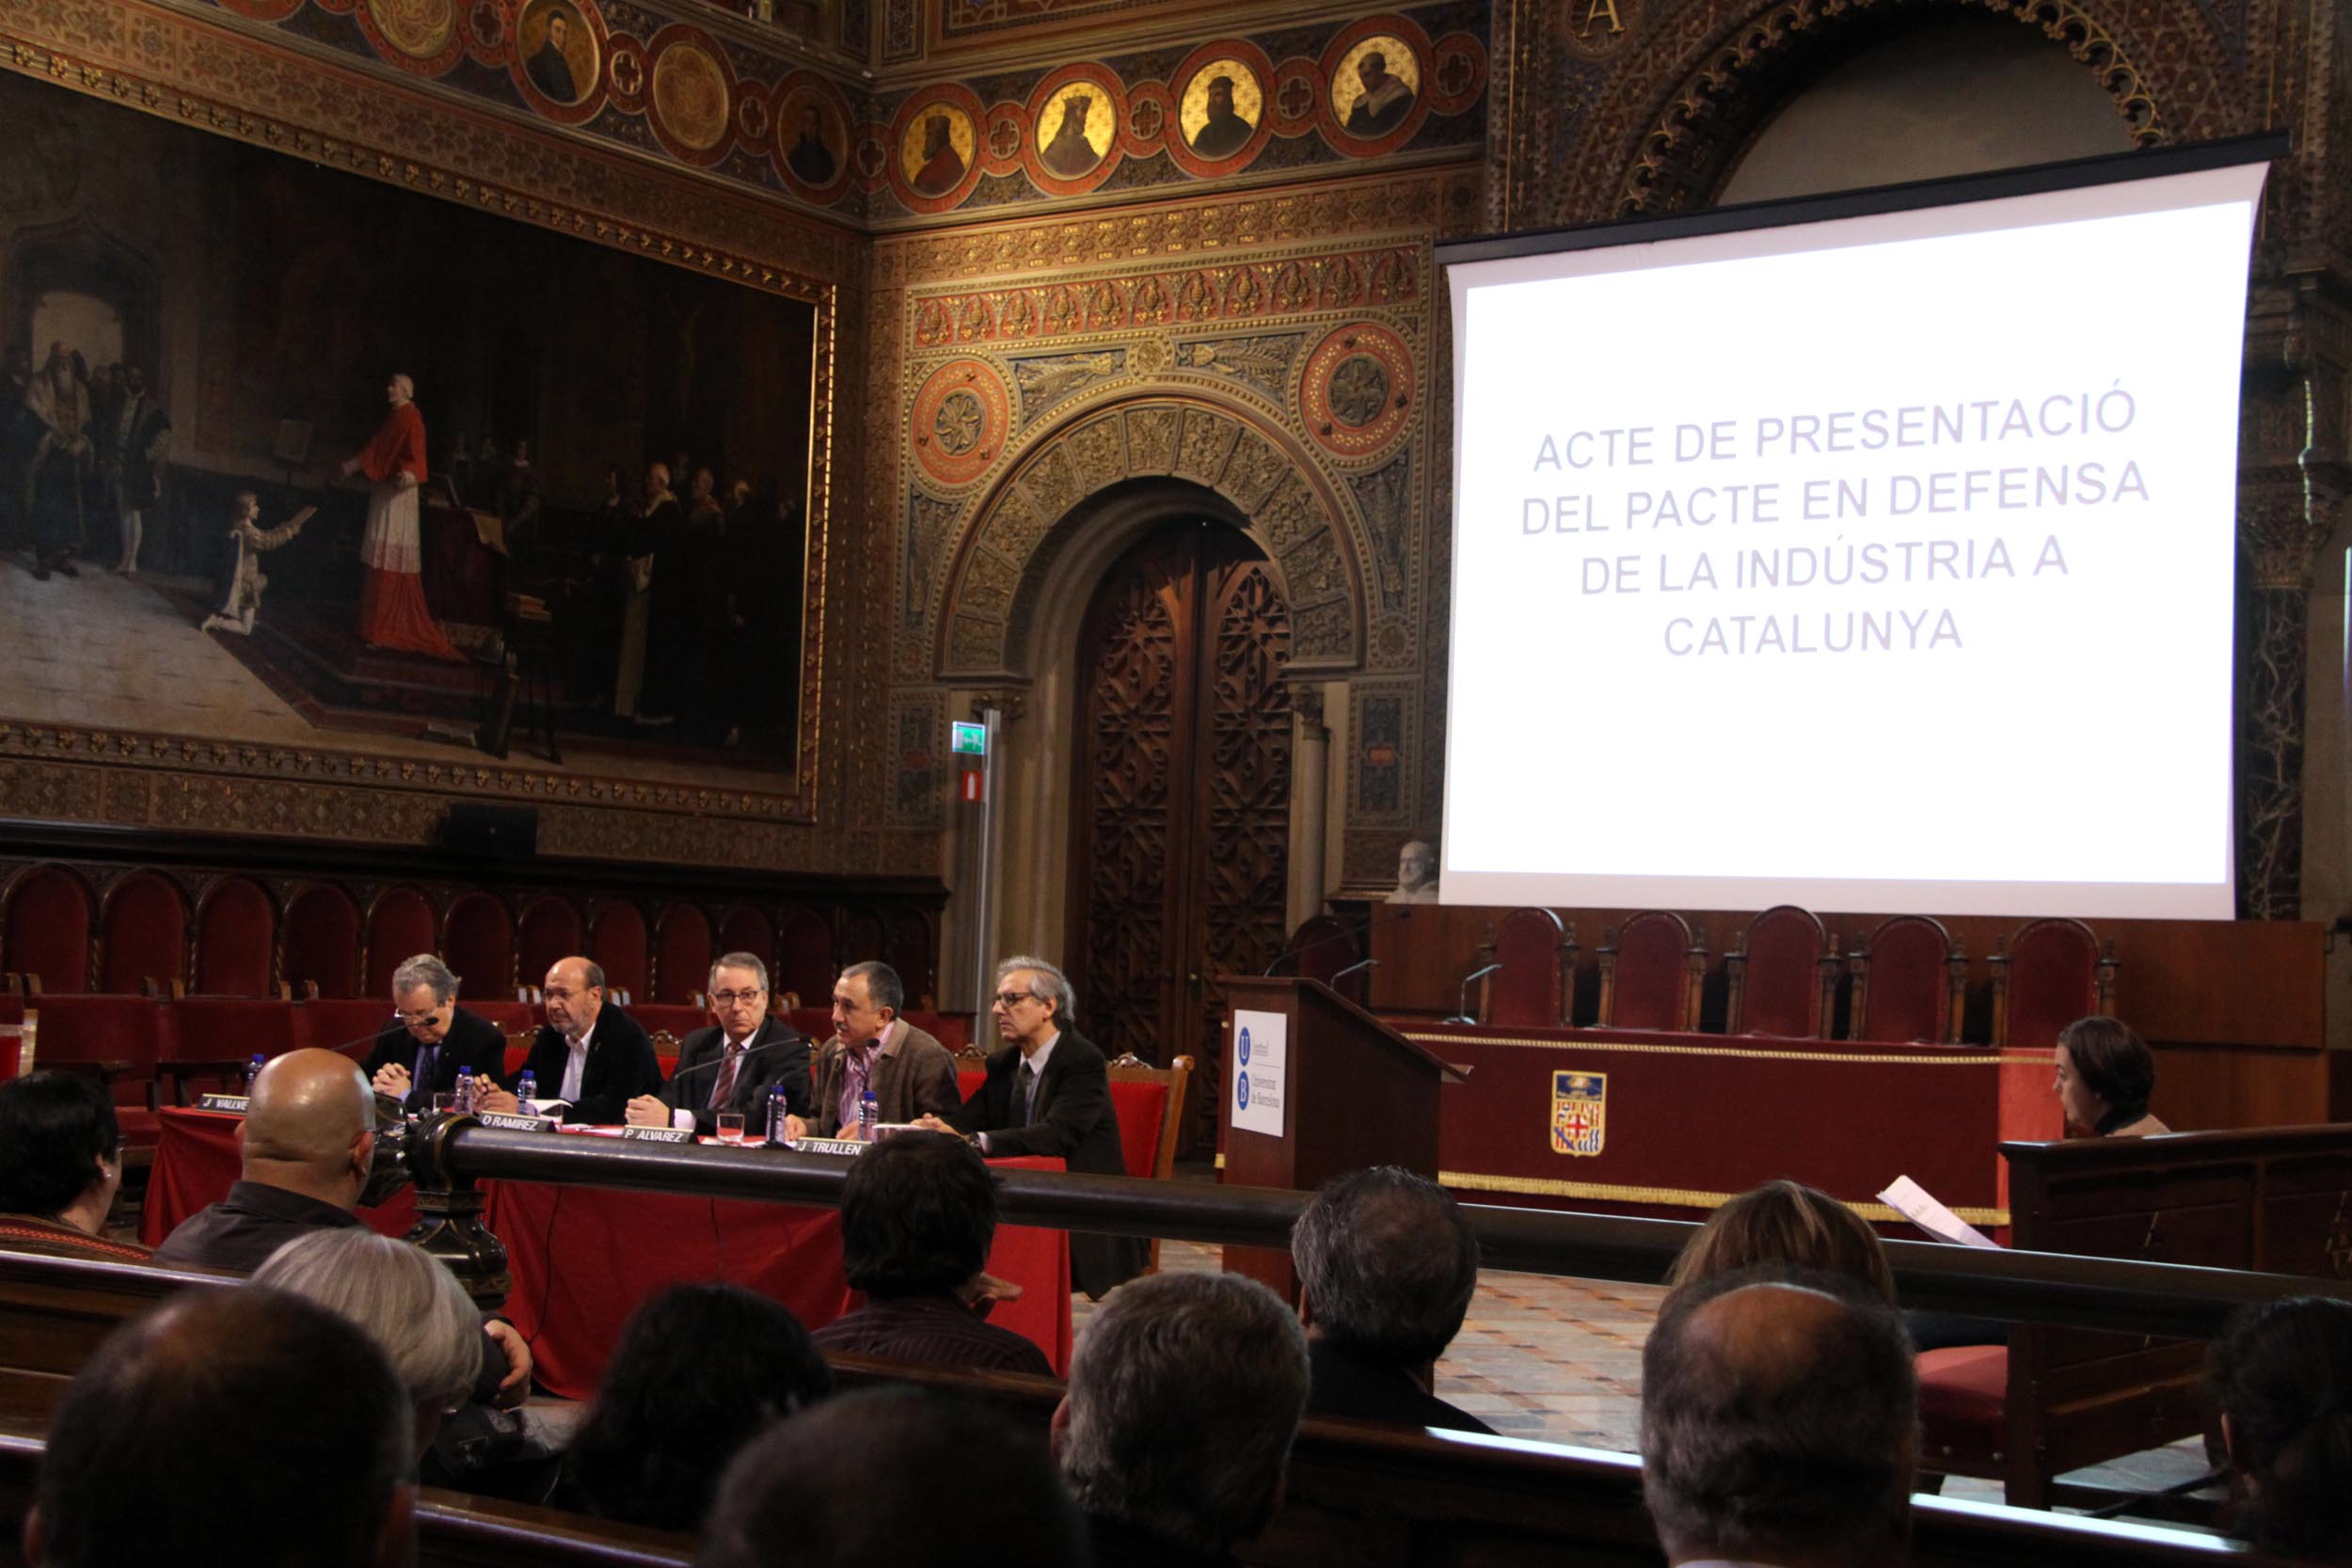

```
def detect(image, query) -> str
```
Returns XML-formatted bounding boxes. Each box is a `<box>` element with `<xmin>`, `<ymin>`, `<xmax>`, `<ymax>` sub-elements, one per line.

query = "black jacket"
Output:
<box><xmin>360</xmin><ymin>1006</ymin><xmax>510</xmax><ymax>1115</ymax></box>
<box><xmin>1305</xmin><ymin>1338</ymin><xmax>1496</xmax><ymax>1435</ymax></box>
<box><xmin>512</xmin><ymin>1005</ymin><xmax>664</xmax><ymax>1126</ymax></box>
<box><xmin>658</xmin><ymin>1016</ymin><xmax>810</xmax><ymax>1135</ymax></box>
<box><xmin>944</xmin><ymin>1026</ymin><xmax>1145</xmax><ymax>1297</ymax></box>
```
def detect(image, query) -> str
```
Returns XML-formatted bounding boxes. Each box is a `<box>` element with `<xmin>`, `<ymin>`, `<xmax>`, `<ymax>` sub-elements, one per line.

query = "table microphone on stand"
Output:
<box><xmin>1444</xmin><ymin>962</ymin><xmax>1502</xmax><ymax>1025</ymax></box>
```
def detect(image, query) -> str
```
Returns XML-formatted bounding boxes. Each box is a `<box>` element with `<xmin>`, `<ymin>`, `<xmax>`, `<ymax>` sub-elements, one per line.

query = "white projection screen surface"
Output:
<box><xmin>1440</xmin><ymin>156</ymin><xmax>2270</xmax><ymax>920</ymax></box>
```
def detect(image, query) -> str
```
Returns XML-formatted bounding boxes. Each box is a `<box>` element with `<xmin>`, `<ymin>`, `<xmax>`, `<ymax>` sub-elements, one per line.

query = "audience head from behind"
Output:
<box><xmin>1293</xmin><ymin>1165</ymin><xmax>1481</xmax><ymax>1376</ymax></box>
<box><xmin>1056</xmin><ymin>1271</ymin><xmax>1310</xmax><ymax>1566</ymax></box>
<box><xmin>562</xmin><ymin>1281</ymin><xmax>832</xmax><ymax>1532</ymax></box>
<box><xmin>2209</xmin><ymin>1294</ymin><xmax>2352</xmax><ymax>1556</ymax></box>
<box><xmin>1640</xmin><ymin>1268</ymin><xmax>1917</xmax><ymax>1568</ymax></box>
<box><xmin>255</xmin><ymin>1228</ymin><xmax>483</xmax><ymax>1455</ymax></box>
<box><xmin>0</xmin><ymin>1070</ymin><xmax>122</xmax><ymax>1235</ymax></box>
<box><xmin>242</xmin><ymin>1047</ymin><xmax>378</xmax><ymax>1207</ymax></box>
<box><xmin>700</xmin><ymin>1387</ymin><xmax>1086</xmax><ymax>1568</ymax></box>
<box><xmin>1663</xmin><ymin>1180</ymin><xmax>1896</xmax><ymax>1306</ymax></box>
<box><xmin>26</xmin><ymin>1286</ymin><xmax>413</xmax><ymax>1568</ymax></box>
<box><xmin>2054</xmin><ymin>1015</ymin><xmax>2166</xmax><ymax>1136</ymax></box>
<box><xmin>840</xmin><ymin>1128</ymin><xmax>995</xmax><ymax>1300</ymax></box>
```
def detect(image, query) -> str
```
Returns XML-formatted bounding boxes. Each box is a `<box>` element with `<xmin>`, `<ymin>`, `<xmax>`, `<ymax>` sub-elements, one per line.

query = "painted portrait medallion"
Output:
<box><xmin>1179</xmin><ymin>57</ymin><xmax>1263</xmax><ymax>163</ymax></box>
<box><xmin>1328</xmin><ymin>34</ymin><xmax>1420</xmax><ymax>140</ymax></box>
<box><xmin>515</xmin><ymin>0</ymin><xmax>598</xmax><ymax>105</ymax></box>
<box><xmin>900</xmin><ymin>100</ymin><xmax>977</xmax><ymax>198</ymax></box>
<box><xmin>1034</xmin><ymin>79</ymin><xmax>1115</xmax><ymax>180</ymax></box>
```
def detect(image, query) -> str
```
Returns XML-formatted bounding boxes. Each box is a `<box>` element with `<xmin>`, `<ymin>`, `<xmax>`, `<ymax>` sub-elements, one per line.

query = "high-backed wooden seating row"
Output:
<box><xmin>0</xmin><ymin>858</ymin><xmax>937</xmax><ymax>1011</ymax></box>
<box><xmin>0</xmin><ymin>1249</ymin><xmax>2295</xmax><ymax>1568</ymax></box>
<box><xmin>1452</xmin><ymin>905</ymin><xmax>2118</xmax><ymax>1044</ymax></box>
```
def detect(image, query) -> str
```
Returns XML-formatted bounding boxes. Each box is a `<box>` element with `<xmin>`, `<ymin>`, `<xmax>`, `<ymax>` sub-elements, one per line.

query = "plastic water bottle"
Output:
<box><xmin>766</xmin><ymin>1081</ymin><xmax>789</xmax><ymax>1145</ymax></box>
<box><xmin>858</xmin><ymin>1088</ymin><xmax>879</xmax><ymax>1142</ymax></box>
<box><xmin>245</xmin><ymin>1053</ymin><xmax>266</xmax><ymax>1090</ymax></box>
<box><xmin>516</xmin><ymin>1070</ymin><xmax>537</xmax><ymax>1117</ymax></box>
<box><xmin>454</xmin><ymin>1069</ymin><xmax>475</xmax><ymax>1115</ymax></box>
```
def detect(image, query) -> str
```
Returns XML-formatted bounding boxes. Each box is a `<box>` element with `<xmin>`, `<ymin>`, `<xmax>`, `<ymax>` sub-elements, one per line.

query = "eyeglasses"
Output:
<box><xmin>993</xmin><ymin>990</ymin><xmax>1040</xmax><ymax>1008</ymax></box>
<box><xmin>710</xmin><ymin>989</ymin><xmax>767</xmax><ymax>1006</ymax></box>
<box><xmin>397</xmin><ymin>1008</ymin><xmax>447</xmax><ymax>1025</ymax></box>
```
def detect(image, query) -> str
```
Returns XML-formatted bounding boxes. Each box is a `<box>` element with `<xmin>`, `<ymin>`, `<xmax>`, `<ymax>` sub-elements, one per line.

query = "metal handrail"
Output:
<box><xmin>423</xmin><ymin>1123</ymin><xmax>2349</xmax><ymax>1338</ymax></box>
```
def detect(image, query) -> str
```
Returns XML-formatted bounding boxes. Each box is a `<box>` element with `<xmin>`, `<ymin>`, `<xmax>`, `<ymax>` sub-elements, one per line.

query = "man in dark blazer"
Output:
<box><xmin>361</xmin><ymin>953</ymin><xmax>510</xmax><ymax>1116</ymax></box>
<box><xmin>625</xmin><ymin>952</ymin><xmax>810</xmax><ymax>1137</ymax></box>
<box><xmin>474</xmin><ymin>956</ymin><xmax>660</xmax><ymax>1125</ymax></box>
<box><xmin>920</xmin><ymin>954</ymin><xmax>1145</xmax><ymax>1298</ymax></box>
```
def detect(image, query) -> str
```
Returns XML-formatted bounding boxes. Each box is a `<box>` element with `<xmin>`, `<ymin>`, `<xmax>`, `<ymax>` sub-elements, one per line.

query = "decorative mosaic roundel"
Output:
<box><xmin>911</xmin><ymin>359</ymin><xmax>1010</xmax><ymax>487</ymax></box>
<box><xmin>1301</xmin><ymin>323</ymin><xmax>1412</xmax><ymax>460</ymax></box>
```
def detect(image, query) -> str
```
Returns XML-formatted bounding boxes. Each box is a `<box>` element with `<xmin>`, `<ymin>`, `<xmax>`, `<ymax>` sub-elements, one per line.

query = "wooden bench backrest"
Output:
<box><xmin>1998</xmin><ymin>1124</ymin><xmax>2352</xmax><ymax>1505</ymax></box>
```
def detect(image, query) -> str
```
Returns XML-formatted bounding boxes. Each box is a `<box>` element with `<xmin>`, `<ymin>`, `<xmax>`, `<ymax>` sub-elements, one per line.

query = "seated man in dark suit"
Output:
<box><xmin>813</xmin><ymin>1130</ymin><xmax>1050</xmax><ymax>1374</ymax></box>
<box><xmin>361</xmin><ymin>952</ymin><xmax>509</xmax><ymax>1115</ymax></box>
<box><xmin>809</xmin><ymin>959</ymin><xmax>960</xmax><ymax>1137</ymax></box>
<box><xmin>1291</xmin><ymin>1165</ymin><xmax>1494</xmax><ymax>1434</ymax></box>
<box><xmin>476</xmin><ymin>955</ymin><xmax>661</xmax><ymax>1125</ymax></box>
<box><xmin>25</xmin><ymin>1288</ymin><xmax>416</xmax><ymax>1568</ymax></box>
<box><xmin>625</xmin><ymin>951</ymin><xmax>810</xmax><ymax>1136</ymax></box>
<box><xmin>917</xmin><ymin>953</ymin><xmax>1144</xmax><ymax>1299</ymax></box>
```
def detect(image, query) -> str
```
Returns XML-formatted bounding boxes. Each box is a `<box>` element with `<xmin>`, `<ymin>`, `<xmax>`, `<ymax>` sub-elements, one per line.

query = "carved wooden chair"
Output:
<box><xmin>1724</xmin><ymin>905</ymin><xmax>1836</xmax><ymax>1037</ymax></box>
<box><xmin>0</xmin><ymin>1011</ymin><xmax>36</xmax><ymax>1083</ymax></box>
<box><xmin>1597</xmin><ymin>911</ymin><xmax>1705</xmax><ymax>1032</ymax></box>
<box><xmin>1476</xmin><ymin>909</ymin><xmax>1577</xmax><ymax>1028</ymax></box>
<box><xmin>1847</xmin><ymin>914</ymin><xmax>1967</xmax><ymax>1044</ymax></box>
<box><xmin>1990</xmin><ymin>918</ymin><xmax>2118</xmax><ymax>1049</ymax></box>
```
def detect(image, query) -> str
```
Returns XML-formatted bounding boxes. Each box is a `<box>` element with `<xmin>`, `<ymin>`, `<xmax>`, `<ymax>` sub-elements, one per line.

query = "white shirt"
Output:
<box><xmin>559</xmin><ymin>1018</ymin><xmax>596</xmax><ymax>1104</ymax></box>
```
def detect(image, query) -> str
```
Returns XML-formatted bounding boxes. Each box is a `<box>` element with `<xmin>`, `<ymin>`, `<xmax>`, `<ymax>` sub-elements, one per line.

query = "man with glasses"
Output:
<box><xmin>808</xmin><ymin>960</ymin><xmax>960</xmax><ymax>1138</ymax></box>
<box><xmin>476</xmin><ymin>956</ymin><xmax>660</xmax><ymax>1125</ymax></box>
<box><xmin>917</xmin><ymin>954</ymin><xmax>1144</xmax><ymax>1298</ymax></box>
<box><xmin>363</xmin><ymin>953</ymin><xmax>510</xmax><ymax>1116</ymax></box>
<box><xmin>627</xmin><ymin>952</ymin><xmax>811</xmax><ymax>1136</ymax></box>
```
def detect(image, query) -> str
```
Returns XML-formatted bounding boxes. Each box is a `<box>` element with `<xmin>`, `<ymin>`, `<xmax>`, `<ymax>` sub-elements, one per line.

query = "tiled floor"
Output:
<box><xmin>1088</xmin><ymin>1239</ymin><xmax>2215</xmax><ymax>1511</ymax></box>
<box><xmin>0</xmin><ymin>556</ymin><xmax>782</xmax><ymax>791</ymax></box>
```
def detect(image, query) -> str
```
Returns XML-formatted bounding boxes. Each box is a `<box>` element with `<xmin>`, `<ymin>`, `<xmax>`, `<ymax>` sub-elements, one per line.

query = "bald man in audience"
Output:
<box><xmin>154</xmin><ymin>1048</ymin><xmax>378</xmax><ymax>1271</ymax></box>
<box><xmin>153</xmin><ymin>1048</ymin><xmax>532</xmax><ymax>1398</ymax></box>
<box><xmin>25</xmin><ymin>1287</ymin><xmax>416</xmax><ymax>1568</ymax></box>
<box><xmin>1640</xmin><ymin>1270</ymin><xmax>1917</xmax><ymax>1568</ymax></box>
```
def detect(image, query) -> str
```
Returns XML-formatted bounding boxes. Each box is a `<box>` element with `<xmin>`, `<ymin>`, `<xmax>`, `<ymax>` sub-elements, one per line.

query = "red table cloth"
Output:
<box><xmin>142</xmin><ymin>1109</ymin><xmax>1073</xmax><ymax>1398</ymax></box>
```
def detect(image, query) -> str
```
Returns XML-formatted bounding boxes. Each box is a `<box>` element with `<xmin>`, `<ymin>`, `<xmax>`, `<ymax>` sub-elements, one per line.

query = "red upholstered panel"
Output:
<box><xmin>2006</xmin><ymin>918</ymin><xmax>2100</xmax><ymax>1050</ymax></box>
<box><xmin>1917</xmin><ymin>1345</ymin><xmax>2009</xmax><ymax>1463</ymax></box>
<box><xmin>444</xmin><ymin>894</ymin><xmax>515</xmax><ymax>998</ymax></box>
<box><xmin>517</xmin><ymin>897</ymin><xmax>584</xmax><ymax>990</ymax></box>
<box><xmin>282</xmin><ymin>886</ymin><xmax>361</xmax><ymax>999</ymax></box>
<box><xmin>775</xmin><ymin>909</ymin><xmax>834</xmax><ymax>1006</ymax></box>
<box><xmin>588</xmin><ymin>903</ymin><xmax>649</xmax><ymax>999</ymax></box>
<box><xmin>366</xmin><ymin>889</ymin><xmax>438</xmax><ymax>1000</ymax></box>
<box><xmin>957</xmin><ymin>1066</ymin><xmax>984</xmax><ymax>1099</ymax></box>
<box><xmin>1858</xmin><ymin>915</ymin><xmax>1951</xmax><ymax>1044</ymax></box>
<box><xmin>632</xmin><ymin>1003</ymin><xmax>713</xmax><ymax>1043</ymax></box>
<box><xmin>99</xmin><ymin>872</ymin><xmax>184</xmax><ymax>995</ymax></box>
<box><xmin>194</xmin><ymin>878</ymin><xmax>277</xmax><ymax>997</ymax></box>
<box><xmin>504</xmin><ymin>1043</ymin><xmax>529</xmax><ymax>1077</ymax></box>
<box><xmin>1610</xmin><ymin>912</ymin><xmax>1692</xmax><ymax>1032</ymax></box>
<box><xmin>30</xmin><ymin>995</ymin><xmax>173</xmax><ymax>1131</ymax></box>
<box><xmin>1109</xmin><ymin>1080</ymin><xmax>1167</xmax><ymax>1179</ymax></box>
<box><xmin>303</xmin><ymin>999</ymin><xmax>401</xmax><ymax>1056</ymax></box>
<box><xmin>1489</xmin><ymin>909</ymin><xmax>1568</xmax><ymax>1027</ymax></box>
<box><xmin>172</xmin><ymin>998</ymin><xmax>301</xmax><ymax>1058</ymax></box>
<box><xmin>1737</xmin><ymin>906</ymin><xmax>1826</xmax><ymax>1037</ymax></box>
<box><xmin>5</xmin><ymin>866</ymin><xmax>94</xmax><ymax>994</ymax></box>
<box><xmin>653</xmin><ymin>905</ymin><xmax>713</xmax><ymax>1005</ymax></box>
<box><xmin>473</xmin><ymin>1001</ymin><xmax>538</xmax><ymax>1035</ymax></box>
<box><xmin>718</xmin><ymin>905</ymin><xmax>773</xmax><ymax>970</ymax></box>
<box><xmin>888</xmin><ymin>912</ymin><xmax>935</xmax><ymax>1006</ymax></box>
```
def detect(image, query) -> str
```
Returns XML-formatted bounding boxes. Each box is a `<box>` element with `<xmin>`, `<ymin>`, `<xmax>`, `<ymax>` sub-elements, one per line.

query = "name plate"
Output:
<box><xmin>198</xmin><ymin>1094</ymin><xmax>250</xmax><ymax>1113</ymax></box>
<box><xmin>475</xmin><ymin>1112</ymin><xmax>556</xmax><ymax>1133</ymax></box>
<box><xmin>620</xmin><ymin>1125</ymin><xmax>693</xmax><ymax>1144</ymax></box>
<box><xmin>790</xmin><ymin>1137</ymin><xmax>870</xmax><ymax>1158</ymax></box>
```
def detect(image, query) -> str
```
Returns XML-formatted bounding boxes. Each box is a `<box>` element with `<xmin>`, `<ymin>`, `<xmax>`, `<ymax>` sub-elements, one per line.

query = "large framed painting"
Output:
<box><xmin>0</xmin><ymin>63</ymin><xmax>828</xmax><ymax>819</ymax></box>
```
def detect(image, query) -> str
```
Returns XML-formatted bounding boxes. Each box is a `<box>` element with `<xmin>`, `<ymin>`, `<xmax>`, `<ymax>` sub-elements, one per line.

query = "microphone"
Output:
<box><xmin>665</xmin><ymin>1030</ymin><xmax>806</xmax><ymax>1079</ymax></box>
<box><xmin>1444</xmin><ymin>962</ymin><xmax>1502</xmax><ymax>1026</ymax></box>
<box><xmin>1329</xmin><ymin>958</ymin><xmax>1378</xmax><ymax>983</ymax></box>
<box><xmin>1263</xmin><ymin>906</ymin><xmax>1414</xmax><ymax>976</ymax></box>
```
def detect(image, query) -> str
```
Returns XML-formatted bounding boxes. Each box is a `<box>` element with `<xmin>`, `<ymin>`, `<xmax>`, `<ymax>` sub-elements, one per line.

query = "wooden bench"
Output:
<box><xmin>1921</xmin><ymin>1123</ymin><xmax>2352</xmax><ymax>1508</ymax></box>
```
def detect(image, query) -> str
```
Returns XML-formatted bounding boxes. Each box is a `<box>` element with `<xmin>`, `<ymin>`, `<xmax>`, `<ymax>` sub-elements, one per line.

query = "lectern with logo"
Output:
<box><xmin>1217</xmin><ymin>975</ymin><xmax>1466</xmax><ymax>1299</ymax></box>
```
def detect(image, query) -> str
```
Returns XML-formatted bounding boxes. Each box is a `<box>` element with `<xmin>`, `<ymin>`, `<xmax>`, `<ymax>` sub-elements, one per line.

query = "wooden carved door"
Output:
<box><xmin>1071</xmin><ymin>520</ymin><xmax>1292</xmax><ymax>1134</ymax></box>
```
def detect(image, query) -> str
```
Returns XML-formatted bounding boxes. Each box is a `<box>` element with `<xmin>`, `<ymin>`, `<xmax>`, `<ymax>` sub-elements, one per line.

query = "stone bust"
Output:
<box><xmin>1388</xmin><ymin>839</ymin><xmax>1438</xmax><ymax>904</ymax></box>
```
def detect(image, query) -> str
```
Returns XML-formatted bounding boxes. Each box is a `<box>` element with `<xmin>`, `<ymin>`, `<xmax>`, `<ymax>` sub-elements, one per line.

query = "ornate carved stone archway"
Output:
<box><xmin>931</xmin><ymin>392</ymin><xmax>1373</xmax><ymax>682</ymax></box>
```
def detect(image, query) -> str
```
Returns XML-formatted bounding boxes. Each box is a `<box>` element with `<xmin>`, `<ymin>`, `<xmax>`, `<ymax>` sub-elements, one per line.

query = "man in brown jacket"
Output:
<box><xmin>809</xmin><ymin>960</ymin><xmax>961</xmax><ymax>1138</ymax></box>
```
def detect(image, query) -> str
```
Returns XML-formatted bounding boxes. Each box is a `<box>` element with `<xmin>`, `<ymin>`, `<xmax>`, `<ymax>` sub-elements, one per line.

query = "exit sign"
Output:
<box><xmin>950</xmin><ymin>721</ymin><xmax>987</xmax><ymax>755</ymax></box>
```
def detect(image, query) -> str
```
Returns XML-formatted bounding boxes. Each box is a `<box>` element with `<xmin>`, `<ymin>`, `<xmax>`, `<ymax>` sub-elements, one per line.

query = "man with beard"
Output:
<box><xmin>23</xmin><ymin>343</ymin><xmax>92</xmax><ymax>581</ymax></box>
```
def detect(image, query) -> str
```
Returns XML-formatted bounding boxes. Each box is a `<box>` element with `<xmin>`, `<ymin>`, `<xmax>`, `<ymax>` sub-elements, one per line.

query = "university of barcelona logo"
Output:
<box><xmin>1550</xmin><ymin>1070</ymin><xmax>1606</xmax><ymax>1157</ymax></box>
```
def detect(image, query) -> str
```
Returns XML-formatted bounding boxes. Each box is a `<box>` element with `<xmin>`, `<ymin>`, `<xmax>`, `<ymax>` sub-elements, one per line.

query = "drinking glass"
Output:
<box><xmin>432</xmin><ymin>1093</ymin><xmax>457</xmax><ymax>1115</ymax></box>
<box><xmin>717</xmin><ymin>1113</ymin><xmax>746</xmax><ymax>1145</ymax></box>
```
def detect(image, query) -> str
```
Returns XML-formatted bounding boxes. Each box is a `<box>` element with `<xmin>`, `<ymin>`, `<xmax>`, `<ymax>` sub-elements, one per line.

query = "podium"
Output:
<box><xmin>1218</xmin><ymin>975</ymin><xmax>1466</xmax><ymax>1299</ymax></box>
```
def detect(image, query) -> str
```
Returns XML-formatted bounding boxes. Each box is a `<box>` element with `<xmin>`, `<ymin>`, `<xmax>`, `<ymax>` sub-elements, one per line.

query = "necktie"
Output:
<box><xmin>1017</xmin><ymin>1059</ymin><xmax>1038</xmax><ymax>1123</ymax></box>
<box><xmin>410</xmin><ymin>1043</ymin><xmax>439</xmax><ymax>1111</ymax></box>
<box><xmin>710</xmin><ymin>1041</ymin><xmax>742</xmax><ymax>1110</ymax></box>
